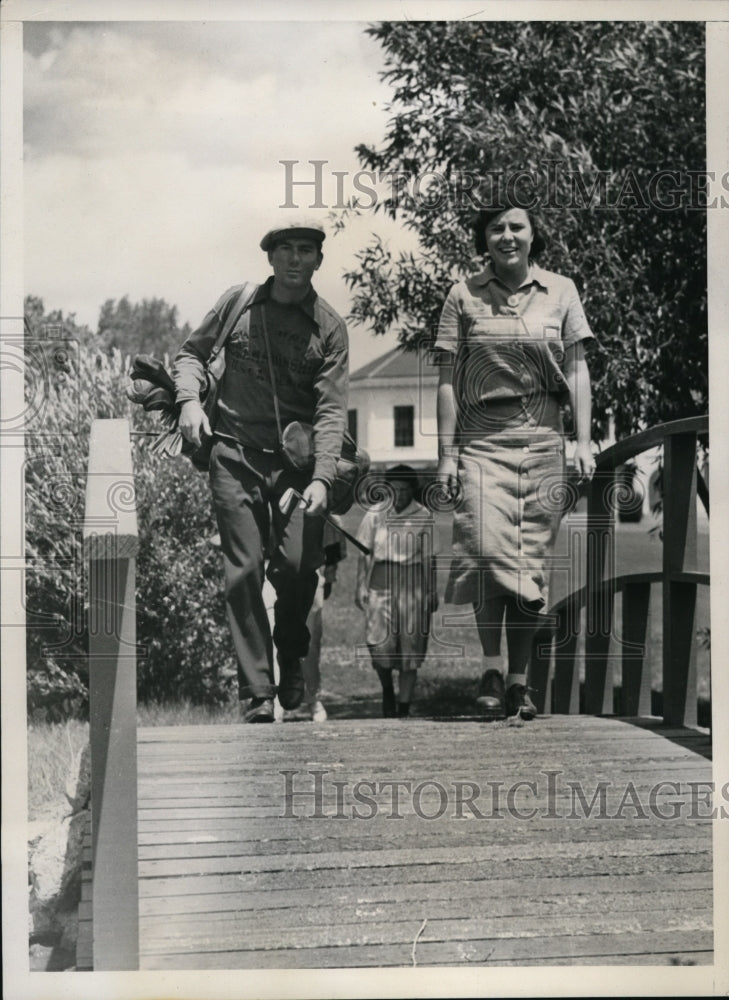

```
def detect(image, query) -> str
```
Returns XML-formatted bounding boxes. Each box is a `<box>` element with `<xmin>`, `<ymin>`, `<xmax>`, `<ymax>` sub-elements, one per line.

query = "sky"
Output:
<box><xmin>22</xmin><ymin>19</ymin><xmax>410</xmax><ymax>370</ymax></box>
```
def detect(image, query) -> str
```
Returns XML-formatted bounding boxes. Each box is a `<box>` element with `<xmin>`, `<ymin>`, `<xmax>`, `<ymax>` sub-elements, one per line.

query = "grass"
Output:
<box><xmin>137</xmin><ymin>699</ymin><xmax>240</xmax><ymax>726</ymax></box>
<box><xmin>27</xmin><ymin>719</ymin><xmax>89</xmax><ymax>824</ymax></box>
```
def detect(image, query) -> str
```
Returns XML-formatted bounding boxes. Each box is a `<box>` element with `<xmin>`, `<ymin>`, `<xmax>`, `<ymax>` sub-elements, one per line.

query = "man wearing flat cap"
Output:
<box><xmin>173</xmin><ymin>219</ymin><xmax>348</xmax><ymax>722</ymax></box>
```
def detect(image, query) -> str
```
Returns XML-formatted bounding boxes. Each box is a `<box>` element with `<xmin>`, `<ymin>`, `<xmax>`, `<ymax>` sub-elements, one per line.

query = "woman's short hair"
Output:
<box><xmin>472</xmin><ymin>204</ymin><xmax>546</xmax><ymax>259</ymax></box>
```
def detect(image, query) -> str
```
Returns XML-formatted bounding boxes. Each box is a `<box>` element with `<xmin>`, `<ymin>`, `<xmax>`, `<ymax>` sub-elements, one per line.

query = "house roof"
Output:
<box><xmin>350</xmin><ymin>345</ymin><xmax>438</xmax><ymax>382</ymax></box>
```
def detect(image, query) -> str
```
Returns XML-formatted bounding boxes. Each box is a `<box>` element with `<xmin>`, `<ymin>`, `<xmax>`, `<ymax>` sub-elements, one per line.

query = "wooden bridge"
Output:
<box><xmin>77</xmin><ymin>417</ymin><xmax>713</xmax><ymax>972</ymax></box>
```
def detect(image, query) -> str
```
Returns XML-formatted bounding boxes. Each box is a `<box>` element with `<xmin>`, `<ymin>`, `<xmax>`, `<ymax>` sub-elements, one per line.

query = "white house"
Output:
<box><xmin>348</xmin><ymin>346</ymin><xmax>439</xmax><ymax>470</ymax></box>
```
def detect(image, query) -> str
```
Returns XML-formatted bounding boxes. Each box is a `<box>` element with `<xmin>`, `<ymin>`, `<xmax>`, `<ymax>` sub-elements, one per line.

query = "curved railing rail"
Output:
<box><xmin>531</xmin><ymin>415</ymin><xmax>709</xmax><ymax>726</ymax></box>
<box><xmin>82</xmin><ymin>419</ymin><xmax>139</xmax><ymax>969</ymax></box>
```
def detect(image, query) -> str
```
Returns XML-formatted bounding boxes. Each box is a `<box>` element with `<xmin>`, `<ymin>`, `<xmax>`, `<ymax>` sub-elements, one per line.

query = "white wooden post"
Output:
<box><xmin>82</xmin><ymin>419</ymin><xmax>139</xmax><ymax>969</ymax></box>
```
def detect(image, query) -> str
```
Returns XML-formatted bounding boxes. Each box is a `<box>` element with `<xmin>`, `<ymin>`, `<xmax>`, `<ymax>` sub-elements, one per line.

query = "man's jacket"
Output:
<box><xmin>173</xmin><ymin>277</ymin><xmax>348</xmax><ymax>486</ymax></box>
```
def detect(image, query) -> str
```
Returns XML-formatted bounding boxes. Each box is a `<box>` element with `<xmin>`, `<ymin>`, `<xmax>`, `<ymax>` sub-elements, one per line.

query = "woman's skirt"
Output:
<box><xmin>366</xmin><ymin>561</ymin><xmax>432</xmax><ymax>667</ymax></box>
<box><xmin>445</xmin><ymin>399</ymin><xmax>567</xmax><ymax>609</ymax></box>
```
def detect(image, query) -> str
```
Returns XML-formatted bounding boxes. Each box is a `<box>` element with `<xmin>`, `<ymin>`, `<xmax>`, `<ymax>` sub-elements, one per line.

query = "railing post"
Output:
<box><xmin>662</xmin><ymin>432</ymin><xmax>699</xmax><ymax>726</ymax></box>
<box><xmin>530</xmin><ymin>625</ymin><xmax>553</xmax><ymax>715</ymax></box>
<box><xmin>621</xmin><ymin>580</ymin><xmax>653</xmax><ymax>716</ymax></box>
<box><xmin>584</xmin><ymin>468</ymin><xmax>617</xmax><ymax>714</ymax></box>
<box><xmin>82</xmin><ymin>419</ymin><xmax>139</xmax><ymax>970</ymax></box>
<box><xmin>552</xmin><ymin>597</ymin><xmax>582</xmax><ymax>714</ymax></box>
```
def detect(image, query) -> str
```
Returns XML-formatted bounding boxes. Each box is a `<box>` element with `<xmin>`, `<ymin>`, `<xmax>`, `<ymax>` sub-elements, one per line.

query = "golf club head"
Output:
<box><xmin>278</xmin><ymin>486</ymin><xmax>303</xmax><ymax>515</ymax></box>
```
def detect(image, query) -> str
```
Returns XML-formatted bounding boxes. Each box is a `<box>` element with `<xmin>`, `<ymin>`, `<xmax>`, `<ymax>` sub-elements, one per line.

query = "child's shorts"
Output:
<box><xmin>366</xmin><ymin>580</ymin><xmax>431</xmax><ymax>666</ymax></box>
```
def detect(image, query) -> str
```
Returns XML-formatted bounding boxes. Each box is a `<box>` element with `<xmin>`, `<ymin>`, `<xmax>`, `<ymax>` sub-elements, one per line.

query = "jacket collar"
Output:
<box><xmin>251</xmin><ymin>275</ymin><xmax>319</xmax><ymax>324</ymax></box>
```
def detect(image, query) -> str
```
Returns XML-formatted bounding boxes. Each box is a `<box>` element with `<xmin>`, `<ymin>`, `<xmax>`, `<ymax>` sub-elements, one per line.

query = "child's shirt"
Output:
<box><xmin>356</xmin><ymin>499</ymin><xmax>437</xmax><ymax>565</ymax></box>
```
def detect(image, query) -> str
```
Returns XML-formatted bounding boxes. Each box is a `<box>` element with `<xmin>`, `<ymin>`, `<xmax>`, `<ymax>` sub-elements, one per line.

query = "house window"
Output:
<box><xmin>347</xmin><ymin>409</ymin><xmax>358</xmax><ymax>443</ymax></box>
<box><xmin>393</xmin><ymin>405</ymin><xmax>414</xmax><ymax>447</ymax></box>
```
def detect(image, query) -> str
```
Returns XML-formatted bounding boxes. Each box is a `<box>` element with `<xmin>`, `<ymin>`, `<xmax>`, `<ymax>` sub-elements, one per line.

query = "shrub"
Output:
<box><xmin>25</xmin><ymin>340</ymin><xmax>235</xmax><ymax>719</ymax></box>
<box><xmin>134</xmin><ymin>454</ymin><xmax>236</xmax><ymax>705</ymax></box>
<box><xmin>25</xmin><ymin>345</ymin><xmax>131</xmax><ymax>720</ymax></box>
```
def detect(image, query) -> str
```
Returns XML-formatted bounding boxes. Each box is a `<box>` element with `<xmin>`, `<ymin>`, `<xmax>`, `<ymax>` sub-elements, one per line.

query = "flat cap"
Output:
<box><xmin>260</xmin><ymin>218</ymin><xmax>326</xmax><ymax>252</ymax></box>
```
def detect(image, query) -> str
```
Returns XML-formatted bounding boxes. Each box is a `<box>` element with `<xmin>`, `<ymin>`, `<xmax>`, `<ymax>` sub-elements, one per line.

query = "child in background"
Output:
<box><xmin>355</xmin><ymin>465</ymin><xmax>438</xmax><ymax>718</ymax></box>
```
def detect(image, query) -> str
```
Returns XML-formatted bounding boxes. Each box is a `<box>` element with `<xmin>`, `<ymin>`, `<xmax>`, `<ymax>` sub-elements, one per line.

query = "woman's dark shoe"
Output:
<box><xmin>382</xmin><ymin>688</ymin><xmax>397</xmax><ymax>718</ymax></box>
<box><xmin>475</xmin><ymin>668</ymin><xmax>505</xmax><ymax>718</ymax></box>
<box><xmin>505</xmin><ymin>684</ymin><xmax>537</xmax><ymax>721</ymax></box>
<box><xmin>397</xmin><ymin>702</ymin><xmax>411</xmax><ymax>718</ymax></box>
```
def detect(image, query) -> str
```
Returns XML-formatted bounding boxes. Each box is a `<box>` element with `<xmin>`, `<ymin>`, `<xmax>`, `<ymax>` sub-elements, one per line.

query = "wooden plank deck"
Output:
<box><xmin>78</xmin><ymin>716</ymin><xmax>713</xmax><ymax>970</ymax></box>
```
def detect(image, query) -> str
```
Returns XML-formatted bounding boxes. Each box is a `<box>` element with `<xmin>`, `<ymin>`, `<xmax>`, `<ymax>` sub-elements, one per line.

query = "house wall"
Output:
<box><xmin>348</xmin><ymin>379</ymin><xmax>439</xmax><ymax>468</ymax></box>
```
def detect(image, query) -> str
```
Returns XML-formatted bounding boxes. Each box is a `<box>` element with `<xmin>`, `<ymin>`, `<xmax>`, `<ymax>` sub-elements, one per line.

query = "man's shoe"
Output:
<box><xmin>505</xmin><ymin>683</ymin><xmax>537</xmax><ymax>721</ymax></box>
<box><xmin>277</xmin><ymin>656</ymin><xmax>305</xmax><ymax>711</ymax></box>
<box><xmin>475</xmin><ymin>668</ymin><xmax>506</xmax><ymax>718</ymax></box>
<box><xmin>242</xmin><ymin>696</ymin><xmax>275</xmax><ymax>723</ymax></box>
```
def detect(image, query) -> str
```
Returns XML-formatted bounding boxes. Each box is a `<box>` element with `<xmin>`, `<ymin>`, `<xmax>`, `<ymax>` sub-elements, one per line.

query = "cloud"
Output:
<box><xmin>24</xmin><ymin>25</ymin><xmax>275</xmax><ymax>164</ymax></box>
<box><xmin>21</xmin><ymin>19</ymin><xmax>407</xmax><ymax>369</ymax></box>
<box><xmin>23</xmin><ymin>21</ymin><xmax>390</xmax><ymax>168</ymax></box>
<box><xmin>24</xmin><ymin>145</ymin><xmax>416</xmax><ymax>324</ymax></box>
<box><xmin>25</xmin><ymin>150</ymin><xmax>287</xmax><ymax>323</ymax></box>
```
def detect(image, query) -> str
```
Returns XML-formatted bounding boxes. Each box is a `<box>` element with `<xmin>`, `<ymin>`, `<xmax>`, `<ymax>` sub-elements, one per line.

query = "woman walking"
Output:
<box><xmin>435</xmin><ymin>201</ymin><xmax>595</xmax><ymax>720</ymax></box>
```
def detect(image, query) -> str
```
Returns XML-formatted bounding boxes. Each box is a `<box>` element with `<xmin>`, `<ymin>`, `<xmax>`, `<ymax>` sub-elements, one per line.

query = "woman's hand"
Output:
<box><xmin>354</xmin><ymin>582</ymin><xmax>369</xmax><ymax>611</ymax></box>
<box><xmin>565</xmin><ymin>343</ymin><xmax>594</xmax><ymax>483</ymax></box>
<box><xmin>574</xmin><ymin>442</ymin><xmax>596</xmax><ymax>482</ymax></box>
<box><xmin>436</xmin><ymin>455</ymin><xmax>459</xmax><ymax>500</ymax></box>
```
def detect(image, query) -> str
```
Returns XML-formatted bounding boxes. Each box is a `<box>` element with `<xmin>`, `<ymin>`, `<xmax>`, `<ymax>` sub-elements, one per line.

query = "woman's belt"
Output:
<box><xmin>457</xmin><ymin>393</ymin><xmax>563</xmax><ymax>437</ymax></box>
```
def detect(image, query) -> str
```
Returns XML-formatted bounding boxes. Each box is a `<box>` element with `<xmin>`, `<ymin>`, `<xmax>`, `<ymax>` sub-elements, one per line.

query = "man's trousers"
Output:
<box><xmin>209</xmin><ymin>437</ymin><xmax>324</xmax><ymax>699</ymax></box>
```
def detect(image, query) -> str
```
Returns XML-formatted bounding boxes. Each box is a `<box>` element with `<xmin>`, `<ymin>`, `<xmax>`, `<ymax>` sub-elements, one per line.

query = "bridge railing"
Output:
<box><xmin>82</xmin><ymin>418</ymin><xmax>139</xmax><ymax>970</ymax></box>
<box><xmin>78</xmin><ymin>415</ymin><xmax>708</xmax><ymax>967</ymax></box>
<box><xmin>531</xmin><ymin>415</ymin><xmax>709</xmax><ymax>726</ymax></box>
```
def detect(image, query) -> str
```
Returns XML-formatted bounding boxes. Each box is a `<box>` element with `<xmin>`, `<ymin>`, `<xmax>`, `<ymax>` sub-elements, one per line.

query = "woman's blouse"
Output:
<box><xmin>434</xmin><ymin>263</ymin><xmax>594</xmax><ymax>411</ymax></box>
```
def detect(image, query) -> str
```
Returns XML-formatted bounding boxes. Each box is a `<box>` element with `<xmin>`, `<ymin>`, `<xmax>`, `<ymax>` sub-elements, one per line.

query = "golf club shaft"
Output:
<box><xmin>287</xmin><ymin>488</ymin><xmax>370</xmax><ymax>555</ymax></box>
<box><xmin>320</xmin><ymin>511</ymin><xmax>370</xmax><ymax>556</ymax></box>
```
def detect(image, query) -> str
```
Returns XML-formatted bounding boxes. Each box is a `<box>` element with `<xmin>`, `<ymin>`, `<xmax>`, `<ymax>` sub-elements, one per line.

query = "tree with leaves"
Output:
<box><xmin>23</xmin><ymin>295</ymin><xmax>233</xmax><ymax>718</ymax></box>
<box><xmin>97</xmin><ymin>295</ymin><xmax>191</xmax><ymax>358</ymax></box>
<box><xmin>341</xmin><ymin>21</ymin><xmax>707</xmax><ymax>440</ymax></box>
<box><xmin>24</xmin><ymin>295</ymin><xmax>95</xmax><ymax>347</ymax></box>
